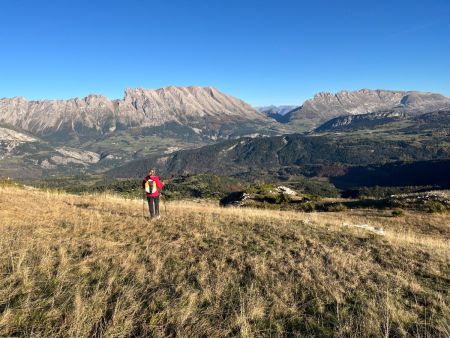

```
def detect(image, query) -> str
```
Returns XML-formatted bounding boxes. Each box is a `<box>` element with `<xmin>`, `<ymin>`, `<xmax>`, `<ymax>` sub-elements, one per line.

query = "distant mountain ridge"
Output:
<box><xmin>257</xmin><ymin>105</ymin><xmax>298</xmax><ymax>116</ymax></box>
<box><xmin>2</xmin><ymin>87</ymin><xmax>449</xmax><ymax>139</ymax></box>
<box><xmin>286</xmin><ymin>89</ymin><xmax>450</xmax><ymax>129</ymax></box>
<box><xmin>256</xmin><ymin>105</ymin><xmax>298</xmax><ymax>123</ymax></box>
<box><xmin>0</xmin><ymin>86</ymin><xmax>272</xmax><ymax>142</ymax></box>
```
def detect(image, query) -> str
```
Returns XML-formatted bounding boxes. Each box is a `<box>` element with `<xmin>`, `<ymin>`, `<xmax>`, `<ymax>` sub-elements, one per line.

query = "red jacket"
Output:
<box><xmin>142</xmin><ymin>175</ymin><xmax>164</xmax><ymax>197</ymax></box>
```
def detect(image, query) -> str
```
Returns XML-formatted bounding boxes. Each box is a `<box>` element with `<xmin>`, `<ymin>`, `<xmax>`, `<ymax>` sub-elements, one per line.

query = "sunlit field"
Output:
<box><xmin>1</xmin><ymin>185</ymin><xmax>449</xmax><ymax>337</ymax></box>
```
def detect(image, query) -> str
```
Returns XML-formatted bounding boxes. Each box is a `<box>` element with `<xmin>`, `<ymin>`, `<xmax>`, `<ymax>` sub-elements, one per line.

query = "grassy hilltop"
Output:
<box><xmin>0</xmin><ymin>184</ymin><xmax>449</xmax><ymax>337</ymax></box>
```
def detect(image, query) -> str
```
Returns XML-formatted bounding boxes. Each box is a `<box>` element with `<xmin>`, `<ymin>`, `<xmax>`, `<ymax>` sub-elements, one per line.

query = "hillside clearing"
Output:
<box><xmin>0</xmin><ymin>186</ymin><xmax>449</xmax><ymax>337</ymax></box>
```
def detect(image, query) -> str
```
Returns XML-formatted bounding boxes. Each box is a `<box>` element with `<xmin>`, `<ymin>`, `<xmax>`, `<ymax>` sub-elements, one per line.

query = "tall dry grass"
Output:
<box><xmin>0</xmin><ymin>185</ymin><xmax>449</xmax><ymax>337</ymax></box>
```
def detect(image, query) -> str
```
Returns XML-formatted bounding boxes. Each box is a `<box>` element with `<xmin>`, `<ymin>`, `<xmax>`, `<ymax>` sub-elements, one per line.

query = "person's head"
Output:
<box><xmin>148</xmin><ymin>168</ymin><xmax>156</xmax><ymax>176</ymax></box>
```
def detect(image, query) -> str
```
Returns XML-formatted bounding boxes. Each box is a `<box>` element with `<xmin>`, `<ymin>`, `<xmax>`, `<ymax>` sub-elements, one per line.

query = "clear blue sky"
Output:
<box><xmin>1</xmin><ymin>0</ymin><xmax>449</xmax><ymax>106</ymax></box>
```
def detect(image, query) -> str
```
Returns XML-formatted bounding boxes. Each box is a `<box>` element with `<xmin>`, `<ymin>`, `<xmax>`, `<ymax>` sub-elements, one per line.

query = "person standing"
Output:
<box><xmin>142</xmin><ymin>168</ymin><xmax>164</xmax><ymax>219</ymax></box>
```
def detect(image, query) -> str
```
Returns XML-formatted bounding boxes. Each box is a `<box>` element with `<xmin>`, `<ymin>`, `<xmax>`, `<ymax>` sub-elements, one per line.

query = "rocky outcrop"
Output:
<box><xmin>219</xmin><ymin>186</ymin><xmax>305</xmax><ymax>207</ymax></box>
<box><xmin>287</xmin><ymin>89</ymin><xmax>450</xmax><ymax>125</ymax></box>
<box><xmin>0</xmin><ymin>126</ymin><xmax>37</xmax><ymax>142</ymax></box>
<box><xmin>54</xmin><ymin>148</ymin><xmax>100</xmax><ymax>164</ymax></box>
<box><xmin>314</xmin><ymin>111</ymin><xmax>407</xmax><ymax>132</ymax></box>
<box><xmin>0</xmin><ymin>126</ymin><xmax>38</xmax><ymax>160</ymax></box>
<box><xmin>387</xmin><ymin>190</ymin><xmax>450</xmax><ymax>212</ymax></box>
<box><xmin>315</xmin><ymin>109</ymin><xmax>450</xmax><ymax>134</ymax></box>
<box><xmin>0</xmin><ymin>125</ymin><xmax>103</xmax><ymax>171</ymax></box>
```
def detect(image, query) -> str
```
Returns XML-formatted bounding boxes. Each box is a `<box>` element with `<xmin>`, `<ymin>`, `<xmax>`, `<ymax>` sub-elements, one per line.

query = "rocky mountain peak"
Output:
<box><xmin>288</xmin><ymin>89</ymin><xmax>450</xmax><ymax>125</ymax></box>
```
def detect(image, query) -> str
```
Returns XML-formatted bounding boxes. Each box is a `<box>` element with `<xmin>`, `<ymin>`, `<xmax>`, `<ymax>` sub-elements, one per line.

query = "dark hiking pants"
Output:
<box><xmin>147</xmin><ymin>196</ymin><xmax>160</xmax><ymax>218</ymax></box>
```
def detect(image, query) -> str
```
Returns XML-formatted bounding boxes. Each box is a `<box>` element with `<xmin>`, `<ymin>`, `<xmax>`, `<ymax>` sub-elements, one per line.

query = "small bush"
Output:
<box><xmin>391</xmin><ymin>209</ymin><xmax>404</xmax><ymax>217</ymax></box>
<box><xmin>426</xmin><ymin>201</ymin><xmax>447</xmax><ymax>213</ymax></box>
<box><xmin>325</xmin><ymin>203</ymin><xmax>348</xmax><ymax>212</ymax></box>
<box><xmin>299</xmin><ymin>202</ymin><xmax>315</xmax><ymax>212</ymax></box>
<box><xmin>278</xmin><ymin>193</ymin><xmax>292</xmax><ymax>204</ymax></box>
<box><xmin>0</xmin><ymin>178</ymin><xmax>17</xmax><ymax>187</ymax></box>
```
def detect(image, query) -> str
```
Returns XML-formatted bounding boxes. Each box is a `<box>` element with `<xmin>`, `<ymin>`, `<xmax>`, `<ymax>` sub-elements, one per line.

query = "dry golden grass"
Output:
<box><xmin>0</xmin><ymin>185</ymin><xmax>449</xmax><ymax>337</ymax></box>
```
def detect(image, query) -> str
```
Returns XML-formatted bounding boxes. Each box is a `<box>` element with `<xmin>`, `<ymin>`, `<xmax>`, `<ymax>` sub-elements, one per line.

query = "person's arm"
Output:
<box><xmin>142</xmin><ymin>178</ymin><xmax>147</xmax><ymax>189</ymax></box>
<box><xmin>155</xmin><ymin>176</ymin><xmax>164</xmax><ymax>190</ymax></box>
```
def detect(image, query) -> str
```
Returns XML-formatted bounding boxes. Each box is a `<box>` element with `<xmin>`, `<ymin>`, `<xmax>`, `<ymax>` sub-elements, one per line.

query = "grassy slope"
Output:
<box><xmin>0</xmin><ymin>185</ymin><xmax>449</xmax><ymax>337</ymax></box>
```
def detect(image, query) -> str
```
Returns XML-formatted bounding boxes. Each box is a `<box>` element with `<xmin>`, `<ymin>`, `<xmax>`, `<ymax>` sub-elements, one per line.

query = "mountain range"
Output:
<box><xmin>285</xmin><ymin>89</ymin><xmax>450</xmax><ymax>129</ymax></box>
<box><xmin>0</xmin><ymin>86</ymin><xmax>276</xmax><ymax>142</ymax></box>
<box><xmin>3</xmin><ymin>87</ymin><xmax>449</xmax><ymax>141</ymax></box>
<box><xmin>1</xmin><ymin>86</ymin><xmax>450</xmax><ymax>178</ymax></box>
